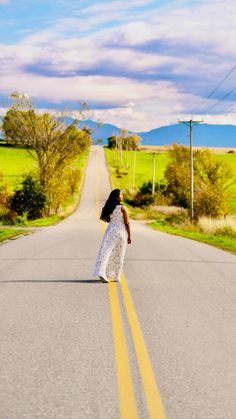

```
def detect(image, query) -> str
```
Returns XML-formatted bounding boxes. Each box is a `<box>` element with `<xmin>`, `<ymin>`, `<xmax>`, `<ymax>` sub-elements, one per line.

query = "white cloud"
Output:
<box><xmin>0</xmin><ymin>0</ymin><xmax>236</xmax><ymax>130</ymax></box>
<box><xmin>81</xmin><ymin>0</ymin><xmax>153</xmax><ymax>16</ymax></box>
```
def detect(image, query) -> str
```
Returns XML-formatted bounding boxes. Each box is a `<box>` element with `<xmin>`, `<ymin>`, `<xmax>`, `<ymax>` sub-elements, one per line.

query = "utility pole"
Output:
<box><xmin>178</xmin><ymin>119</ymin><xmax>203</xmax><ymax>221</ymax></box>
<box><xmin>126</xmin><ymin>139</ymin><xmax>129</xmax><ymax>171</ymax></box>
<box><xmin>152</xmin><ymin>153</ymin><xmax>156</xmax><ymax>195</ymax></box>
<box><xmin>132</xmin><ymin>149</ymin><xmax>136</xmax><ymax>188</ymax></box>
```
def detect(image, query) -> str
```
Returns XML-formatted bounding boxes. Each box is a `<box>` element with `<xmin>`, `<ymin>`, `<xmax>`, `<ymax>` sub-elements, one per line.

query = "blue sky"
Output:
<box><xmin>0</xmin><ymin>0</ymin><xmax>236</xmax><ymax>130</ymax></box>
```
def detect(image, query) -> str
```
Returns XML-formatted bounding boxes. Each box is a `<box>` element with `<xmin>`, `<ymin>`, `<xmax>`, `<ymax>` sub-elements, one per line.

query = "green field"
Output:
<box><xmin>105</xmin><ymin>148</ymin><xmax>169</xmax><ymax>189</ymax></box>
<box><xmin>214</xmin><ymin>153</ymin><xmax>236</xmax><ymax>213</ymax></box>
<box><xmin>105</xmin><ymin>148</ymin><xmax>236</xmax><ymax>213</ymax></box>
<box><xmin>0</xmin><ymin>145</ymin><xmax>89</xmax><ymax>226</ymax></box>
<box><xmin>0</xmin><ymin>145</ymin><xmax>88</xmax><ymax>190</ymax></box>
<box><xmin>0</xmin><ymin>146</ymin><xmax>37</xmax><ymax>191</ymax></box>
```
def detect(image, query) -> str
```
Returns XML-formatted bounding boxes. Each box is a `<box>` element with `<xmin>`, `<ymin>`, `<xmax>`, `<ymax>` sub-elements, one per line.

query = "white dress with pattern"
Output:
<box><xmin>93</xmin><ymin>205</ymin><xmax>128</xmax><ymax>281</ymax></box>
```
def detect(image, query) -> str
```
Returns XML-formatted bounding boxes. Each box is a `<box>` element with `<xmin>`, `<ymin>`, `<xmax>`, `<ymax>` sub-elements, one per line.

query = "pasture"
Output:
<box><xmin>0</xmin><ymin>146</ymin><xmax>36</xmax><ymax>191</ymax></box>
<box><xmin>105</xmin><ymin>148</ymin><xmax>236</xmax><ymax>214</ymax></box>
<box><xmin>0</xmin><ymin>145</ymin><xmax>87</xmax><ymax>191</ymax></box>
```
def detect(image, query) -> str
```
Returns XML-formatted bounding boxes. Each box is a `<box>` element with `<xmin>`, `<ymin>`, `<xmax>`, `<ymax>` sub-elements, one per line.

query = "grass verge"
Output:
<box><xmin>151</xmin><ymin>220</ymin><xmax>236</xmax><ymax>254</ymax></box>
<box><xmin>0</xmin><ymin>229</ymin><xmax>31</xmax><ymax>243</ymax></box>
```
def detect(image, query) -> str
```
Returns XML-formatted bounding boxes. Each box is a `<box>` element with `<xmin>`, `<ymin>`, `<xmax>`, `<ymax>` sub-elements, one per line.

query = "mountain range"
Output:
<box><xmin>79</xmin><ymin>120</ymin><xmax>236</xmax><ymax>148</ymax></box>
<box><xmin>1</xmin><ymin>115</ymin><xmax>236</xmax><ymax>147</ymax></box>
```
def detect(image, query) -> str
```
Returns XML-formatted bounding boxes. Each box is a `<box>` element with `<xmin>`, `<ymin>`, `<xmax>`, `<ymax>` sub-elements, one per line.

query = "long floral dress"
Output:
<box><xmin>93</xmin><ymin>205</ymin><xmax>128</xmax><ymax>282</ymax></box>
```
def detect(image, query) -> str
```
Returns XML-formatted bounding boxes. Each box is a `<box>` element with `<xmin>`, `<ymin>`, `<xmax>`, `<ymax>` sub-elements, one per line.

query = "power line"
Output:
<box><xmin>217</xmin><ymin>101</ymin><xmax>236</xmax><ymax>115</ymax></box>
<box><xmin>201</xmin><ymin>85</ymin><xmax>236</xmax><ymax>114</ymax></box>
<box><xmin>191</xmin><ymin>64</ymin><xmax>236</xmax><ymax>114</ymax></box>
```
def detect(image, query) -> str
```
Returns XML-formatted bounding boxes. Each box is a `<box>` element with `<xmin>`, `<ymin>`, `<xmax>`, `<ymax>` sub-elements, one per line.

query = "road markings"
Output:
<box><xmin>120</xmin><ymin>274</ymin><xmax>166</xmax><ymax>419</ymax></box>
<box><xmin>108</xmin><ymin>283</ymin><xmax>138</xmax><ymax>419</ymax></box>
<box><xmin>95</xmin><ymin>147</ymin><xmax>166</xmax><ymax>419</ymax></box>
<box><xmin>95</xmin><ymin>149</ymin><xmax>138</xmax><ymax>419</ymax></box>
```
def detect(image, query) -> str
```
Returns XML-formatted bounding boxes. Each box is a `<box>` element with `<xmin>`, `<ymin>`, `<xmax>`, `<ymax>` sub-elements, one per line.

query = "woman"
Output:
<box><xmin>93</xmin><ymin>189</ymin><xmax>131</xmax><ymax>283</ymax></box>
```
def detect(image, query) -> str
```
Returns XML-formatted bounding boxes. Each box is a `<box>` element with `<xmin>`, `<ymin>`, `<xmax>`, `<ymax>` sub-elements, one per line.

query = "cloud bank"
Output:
<box><xmin>0</xmin><ymin>0</ymin><xmax>236</xmax><ymax>130</ymax></box>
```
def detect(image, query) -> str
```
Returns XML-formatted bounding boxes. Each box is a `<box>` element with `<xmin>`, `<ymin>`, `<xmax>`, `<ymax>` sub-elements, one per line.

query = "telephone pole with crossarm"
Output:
<box><xmin>178</xmin><ymin>119</ymin><xmax>203</xmax><ymax>221</ymax></box>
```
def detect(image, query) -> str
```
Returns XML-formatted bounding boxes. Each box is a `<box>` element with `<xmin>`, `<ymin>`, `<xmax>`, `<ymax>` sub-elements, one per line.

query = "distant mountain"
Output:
<box><xmin>137</xmin><ymin>123</ymin><xmax>236</xmax><ymax>148</ymax></box>
<box><xmin>78</xmin><ymin>120</ymin><xmax>236</xmax><ymax>147</ymax></box>
<box><xmin>1</xmin><ymin>114</ymin><xmax>236</xmax><ymax>147</ymax></box>
<box><xmin>77</xmin><ymin>119</ymin><xmax>125</xmax><ymax>142</ymax></box>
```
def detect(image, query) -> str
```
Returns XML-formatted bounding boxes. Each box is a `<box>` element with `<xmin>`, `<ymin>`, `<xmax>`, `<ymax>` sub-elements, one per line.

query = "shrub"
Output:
<box><xmin>194</xmin><ymin>186</ymin><xmax>229</xmax><ymax>219</ymax></box>
<box><xmin>0</xmin><ymin>206</ymin><xmax>18</xmax><ymax>225</ymax></box>
<box><xmin>125</xmin><ymin>180</ymin><xmax>167</xmax><ymax>208</ymax></box>
<box><xmin>10</xmin><ymin>174</ymin><xmax>46</xmax><ymax>219</ymax></box>
<box><xmin>164</xmin><ymin>143</ymin><xmax>233</xmax><ymax>218</ymax></box>
<box><xmin>165</xmin><ymin>212</ymin><xmax>188</xmax><ymax>225</ymax></box>
<box><xmin>68</xmin><ymin>167</ymin><xmax>81</xmax><ymax>195</ymax></box>
<box><xmin>0</xmin><ymin>172</ymin><xmax>10</xmax><ymax>207</ymax></box>
<box><xmin>214</xmin><ymin>226</ymin><xmax>236</xmax><ymax>238</ymax></box>
<box><xmin>44</xmin><ymin>166</ymin><xmax>82</xmax><ymax>214</ymax></box>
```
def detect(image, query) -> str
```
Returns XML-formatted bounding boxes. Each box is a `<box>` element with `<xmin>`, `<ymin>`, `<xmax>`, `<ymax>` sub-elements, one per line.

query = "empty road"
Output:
<box><xmin>0</xmin><ymin>146</ymin><xmax>236</xmax><ymax>419</ymax></box>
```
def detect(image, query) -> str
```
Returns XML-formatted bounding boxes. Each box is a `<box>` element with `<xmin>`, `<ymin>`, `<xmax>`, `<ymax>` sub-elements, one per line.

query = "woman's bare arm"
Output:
<box><xmin>121</xmin><ymin>206</ymin><xmax>131</xmax><ymax>244</ymax></box>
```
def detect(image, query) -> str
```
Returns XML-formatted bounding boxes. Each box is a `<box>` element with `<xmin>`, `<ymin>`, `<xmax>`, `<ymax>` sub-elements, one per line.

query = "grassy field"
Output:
<box><xmin>0</xmin><ymin>145</ymin><xmax>88</xmax><ymax>191</ymax></box>
<box><xmin>105</xmin><ymin>148</ymin><xmax>236</xmax><ymax>213</ymax></box>
<box><xmin>105</xmin><ymin>148</ymin><xmax>169</xmax><ymax>189</ymax></box>
<box><xmin>0</xmin><ymin>144</ymin><xmax>89</xmax><ymax>226</ymax></box>
<box><xmin>0</xmin><ymin>146</ymin><xmax>37</xmax><ymax>191</ymax></box>
<box><xmin>214</xmin><ymin>153</ymin><xmax>236</xmax><ymax>213</ymax></box>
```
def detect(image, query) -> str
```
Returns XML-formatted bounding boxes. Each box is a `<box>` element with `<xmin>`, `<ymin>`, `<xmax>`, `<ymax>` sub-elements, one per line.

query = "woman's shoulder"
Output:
<box><xmin>120</xmin><ymin>204</ymin><xmax>128</xmax><ymax>213</ymax></box>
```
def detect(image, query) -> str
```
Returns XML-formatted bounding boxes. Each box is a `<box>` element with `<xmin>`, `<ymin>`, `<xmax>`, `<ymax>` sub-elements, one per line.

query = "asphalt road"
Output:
<box><xmin>0</xmin><ymin>146</ymin><xmax>235</xmax><ymax>419</ymax></box>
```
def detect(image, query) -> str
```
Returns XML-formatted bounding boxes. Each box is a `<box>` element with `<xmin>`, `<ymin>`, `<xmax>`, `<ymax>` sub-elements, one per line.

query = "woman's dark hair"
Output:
<box><xmin>100</xmin><ymin>189</ymin><xmax>121</xmax><ymax>222</ymax></box>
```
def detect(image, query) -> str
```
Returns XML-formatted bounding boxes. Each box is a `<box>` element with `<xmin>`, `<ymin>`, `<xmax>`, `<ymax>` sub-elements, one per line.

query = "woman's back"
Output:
<box><xmin>110</xmin><ymin>205</ymin><xmax>124</xmax><ymax>226</ymax></box>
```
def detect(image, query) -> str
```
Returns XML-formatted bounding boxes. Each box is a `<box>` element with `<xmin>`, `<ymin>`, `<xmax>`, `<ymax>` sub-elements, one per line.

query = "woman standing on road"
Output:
<box><xmin>93</xmin><ymin>189</ymin><xmax>131</xmax><ymax>283</ymax></box>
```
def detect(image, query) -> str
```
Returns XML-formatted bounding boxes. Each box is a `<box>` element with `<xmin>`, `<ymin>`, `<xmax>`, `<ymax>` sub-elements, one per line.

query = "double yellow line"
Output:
<box><xmin>95</xmin><ymin>149</ymin><xmax>166</xmax><ymax>419</ymax></box>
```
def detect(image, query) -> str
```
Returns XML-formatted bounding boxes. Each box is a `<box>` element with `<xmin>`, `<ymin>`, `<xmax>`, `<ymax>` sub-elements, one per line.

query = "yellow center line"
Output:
<box><xmin>120</xmin><ymin>274</ymin><xmax>166</xmax><ymax>419</ymax></box>
<box><xmin>95</xmin><ymin>149</ymin><xmax>138</xmax><ymax>419</ymax></box>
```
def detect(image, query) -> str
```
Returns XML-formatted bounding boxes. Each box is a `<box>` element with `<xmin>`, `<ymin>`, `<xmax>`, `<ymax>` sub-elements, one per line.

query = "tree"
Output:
<box><xmin>2</xmin><ymin>92</ymin><xmax>91</xmax><ymax>212</ymax></box>
<box><xmin>164</xmin><ymin>143</ymin><xmax>233</xmax><ymax>218</ymax></box>
<box><xmin>10</xmin><ymin>174</ymin><xmax>46</xmax><ymax>219</ymax></box>
<box><xmin>107</xmin><ymin>132</ymin><xmax>141</xmax><ymax>150</ymax></box>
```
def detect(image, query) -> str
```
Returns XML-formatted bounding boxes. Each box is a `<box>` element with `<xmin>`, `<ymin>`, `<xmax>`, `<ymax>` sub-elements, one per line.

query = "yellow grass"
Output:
<box><xmin>198</xmin><ymin>216</ymin><xmax>236</xmax><ymax>234</ymax></box>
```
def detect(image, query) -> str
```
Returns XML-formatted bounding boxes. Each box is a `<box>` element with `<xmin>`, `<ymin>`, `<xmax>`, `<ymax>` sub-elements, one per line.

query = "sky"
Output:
<box><xmin>0</xmin><ymin>0</ymin><xmax>236</xmax><ymax>131</ymax></box>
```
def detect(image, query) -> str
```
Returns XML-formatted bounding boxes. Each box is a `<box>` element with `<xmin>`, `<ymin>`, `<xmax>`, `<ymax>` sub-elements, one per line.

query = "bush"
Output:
<box><xmin>194</xmin><ymin>186</ymin><xmax>228</xmax><ymax>219</ymax></box>
<box><xmin>0</xmin><ymin>172</ymin><xmax>10</xmax><ymax>207</ymax></box>
<box><xmin>10</xmin><ymin>174</ymin><xmax>46</xmax><ymax>219</ymax></box>
<box><xmin>214</xmin><ymin>226</ymin><xmax>236</xmax><ymax>238</ymax></box>
<box><xmin>0</xmin><ymin>206</ymin><xmax>18</xmax><ymax>225</ymax></box>
<box><xmin>164</xmin><ymin>143</ymin><xmax>233</xmax><ymax>218</ymax></box>
<box><xmin>68</xmin><ymin>167</ymin><xmax>81</xmax><ymax>195</ymax></box>
<box><xmin>165</xmin><ymin>212</ymin><xmax>188</xmax><ymax>225</ymax></box>
<box><xmin>125</xmin><ymin>180</ymin><xmax>167</xmax><ymax>208</ymax></box>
